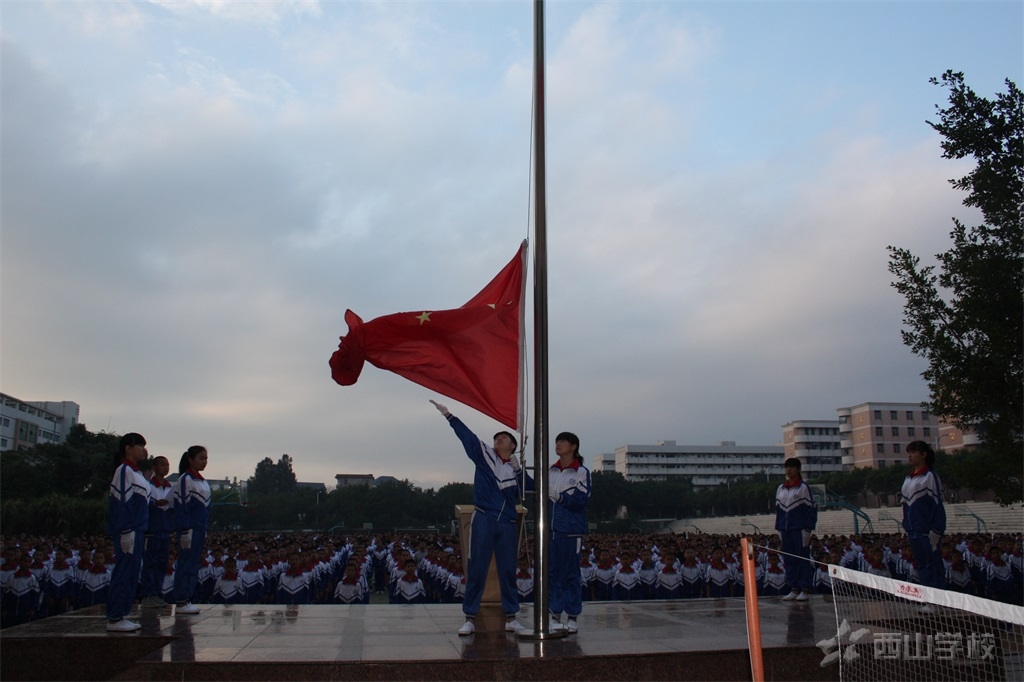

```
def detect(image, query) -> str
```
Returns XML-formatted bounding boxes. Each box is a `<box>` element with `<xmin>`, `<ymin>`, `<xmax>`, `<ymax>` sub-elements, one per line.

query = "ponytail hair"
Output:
<box><xmin>113</xmin><ymin>432</ymin><xmax>146</xmax><ymax>469</ymax></box>
<box><xmin>906</xmin><ymin>440</ymin><xmax>935</xmax><ymax>467</ymax></box>
<box><xmin>179</xmin><ymin>445</ymin><xmax>207</xmax><ymax>474</ymax></box>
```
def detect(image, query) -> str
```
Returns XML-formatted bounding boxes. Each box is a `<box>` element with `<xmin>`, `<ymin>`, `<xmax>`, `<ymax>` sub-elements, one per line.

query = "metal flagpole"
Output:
<box><xmin>520</xmin><ymin>0</ymin><xmax>562</xmax><ymax>640</ymax></box>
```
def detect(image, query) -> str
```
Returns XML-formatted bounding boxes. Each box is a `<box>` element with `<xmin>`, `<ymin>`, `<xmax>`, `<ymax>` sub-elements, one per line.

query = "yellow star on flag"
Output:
<box><xmin>416</xmin><ymin>312</ymin><xmax>432</xmax><ymax>325</ymax></box>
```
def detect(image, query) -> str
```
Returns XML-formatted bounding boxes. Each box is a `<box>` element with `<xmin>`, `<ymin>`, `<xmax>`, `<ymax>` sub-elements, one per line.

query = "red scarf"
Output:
<box><xmin>908</xmin><ymin>466</ymin><xmax>930</xmax><ymax>477</ymax></box>
<box><xmin>14</xmin><ymin>568</ymin><xmax>31</xmax><ymax>578</ymax></box>
<box><xmin>187</xmin><ymin>468</ymin><xmax>205</xmax><ymax>480</ymax></box>
<box><xmin>783</xmin><ymin>476</ymin><xmax>803</xmax><ymax>488</ymax></box>
<box><xmin>517</xmin><ymin>569</ymin><xmax>532</xmax><ymax>579</ymax></box>
<box><xmin>222</xmin><ymin>571</ymin><xmax>238</xmax><ymax>581</ymax></box>
<box><xmin>552</xmin><ymin>459</ymin><xmax>581</xmax><ymax>471</ymax></box>
<box><xmin>662</xmin><ymin>565</ymin><xmax>677</xmax><ymax>574</ymax></box>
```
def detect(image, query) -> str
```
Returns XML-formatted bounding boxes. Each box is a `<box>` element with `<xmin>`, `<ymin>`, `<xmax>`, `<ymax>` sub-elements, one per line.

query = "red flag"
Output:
<box><xmin>330</xmin><ymin>241</ymin><xmax>528</xmax><ymax>429</ymax></box>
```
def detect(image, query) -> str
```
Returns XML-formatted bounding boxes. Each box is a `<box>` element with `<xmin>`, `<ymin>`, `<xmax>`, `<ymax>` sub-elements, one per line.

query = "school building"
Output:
<box><xmin>835</xmin><ymin>401</ymin><xmax>973</xmax><ymax>469</ymax></box>
<box><xmin>598</xmin><ymin>440</ymin><xmax>785</xmax><ymax>490</ymax></box>
<box><xmin>0</xmin><ymin>392</ymin><xmax>80</xmax><ymax>452</ymax></box>
<box><xmin>594</xmin><ymin>400</ymin><xmax>976</xmax><ymax>487</ymax></box>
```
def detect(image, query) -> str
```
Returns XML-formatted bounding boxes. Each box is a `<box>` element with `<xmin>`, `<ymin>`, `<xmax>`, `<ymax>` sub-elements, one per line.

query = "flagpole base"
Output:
<box><xmin>516</xmin><ymin>628</ymin><xmax>568</xmax><ymax>640</ymax></box>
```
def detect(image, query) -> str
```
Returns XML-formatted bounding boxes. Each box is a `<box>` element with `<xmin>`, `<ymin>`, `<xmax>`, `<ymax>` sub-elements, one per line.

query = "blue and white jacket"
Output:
<box><xmin>148</xmin><ymin>478</ymin><xmax>174</xmax><ymax>534</ymax></box>
<box><xmin>900</xmin><ymin>467</ymin><xmax>945</xmax><ymax>538</ymax></box>
<box><xmin>774</xmin><ymin>478</ymin><xmax>817</xmax><ymax>532</ymax></box>
<box><xmin>446</xmin><ymin>416</ymin><xmax>531</xmax><ymax>523</ymax></box>
<box><xmin>174</xmin><ymin>470</ymin><xmax>211</xmax><ymax>533</ymax></box>
<box><xmin>108</xmin><ymin>459</ymin><xmax>150</xmax><ymax>537</ymax></box>
<box><xmin>549</xmin><ymin>459</ymin><xmax>591</xmax><ymax>536</ymax></box>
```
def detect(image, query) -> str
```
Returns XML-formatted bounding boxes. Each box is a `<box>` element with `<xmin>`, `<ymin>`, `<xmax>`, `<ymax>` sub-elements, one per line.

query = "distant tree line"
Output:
<box><xmin>0</xmin><ymin>425</ymin><xmax>999</xmax><ymax>537</ymax></box>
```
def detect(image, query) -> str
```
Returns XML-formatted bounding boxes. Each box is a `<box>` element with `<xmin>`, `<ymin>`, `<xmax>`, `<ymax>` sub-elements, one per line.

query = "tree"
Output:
<box><xmin>247</xmin><ymin>454</ymin><xmax>298</xmax><ymax>496</ymax></box>
<box><xmin>887</xmin><ymin>71</ymin><xmax>1023</xmax><ymax>504</ymax></box>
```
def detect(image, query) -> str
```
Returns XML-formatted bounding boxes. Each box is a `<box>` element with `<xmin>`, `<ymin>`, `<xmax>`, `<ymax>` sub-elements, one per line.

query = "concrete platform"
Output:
<box><xmin>1</xmin><ymin>598</ymin><xmax>842</xmax><ymax>681</ymax></box>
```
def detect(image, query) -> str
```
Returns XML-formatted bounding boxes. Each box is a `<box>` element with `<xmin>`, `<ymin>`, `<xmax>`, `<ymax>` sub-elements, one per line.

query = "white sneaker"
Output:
<box><xmin>458</xmin><ymin>620</ymin><xmax>475</xmax><ymax>636</ymax></box>
<box><xmin>549</xmin><ymin>617</ymin><xmax>566</xmax><ymax>632</ymax></box>
<box><xmin>566</xmin><ymin>619</ymin><xmax>578</xmax><ymax>633</ymax></box>
<box><xmin>782</xmin><ymin>591</ymin><xmax>799</xmax><ymax>601</ymax></box>
<box><xmin>176</xmin><ymin>602</ymin><xmax>201</xmax><ymax>615</ymax></box>
<box><xmin>795</xmin><ymin>591</ymin><xmax>810</xmax><ymax>602</ymax></box>
<box><xmin>504</xmin><ymin>619</ymin><xmax>526</xmax><ymax>633</ymax></box>
<box><xmin>107</xmin><ymin>619</ymin><xmax>141</xmax><ymax>632</ymax></box>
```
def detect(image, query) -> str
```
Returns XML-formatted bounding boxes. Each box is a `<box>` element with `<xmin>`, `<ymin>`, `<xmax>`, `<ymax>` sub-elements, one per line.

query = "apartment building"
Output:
<box><xmin>780</xmin><ymin>419</ymin><xmax>845</xmax><ymax>478</ymax></box>
<box><xmin>609</xmin><ymin>440</ymin><xmax>784</xmax><ymax>490</ymax></box>
<box><xmin>0</xmin><ymin>392</ymin><xmax>80</xmax><ymax>452</ymax></box>
<box><xmin>837</xmin><ymin>401</ymin><xmax>970</xmax><ymax>469</ymax></box>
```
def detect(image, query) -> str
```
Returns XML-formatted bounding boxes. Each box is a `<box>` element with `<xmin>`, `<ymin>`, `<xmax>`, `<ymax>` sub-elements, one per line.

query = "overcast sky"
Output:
<box><xmin>2</xmin><ymin>1</ymin><xmax>1020</xmax><ymax>490</ymax></box>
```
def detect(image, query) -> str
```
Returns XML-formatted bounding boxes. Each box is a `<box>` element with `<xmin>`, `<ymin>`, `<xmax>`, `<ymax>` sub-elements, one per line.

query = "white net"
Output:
<box><xmin>828</xmin><ymin>564</ymin><xmax>1024</xmax><ymax>681</ymax></box>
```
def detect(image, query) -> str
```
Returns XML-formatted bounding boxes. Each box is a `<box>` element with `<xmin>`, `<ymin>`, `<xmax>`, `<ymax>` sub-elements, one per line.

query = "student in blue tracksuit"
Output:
<box><xmin>900</xmin><ymin>440</ymin><xmax>946</xmax><ymax>590</ymax></box>
<box><xmin>548</xmin><ymin>431</ymin><xmax>590</xmax><ymax>633</ymax></box>
<box><xmin>431</xmin><ymin>400</ymin><xmax>531</xmax><ymax>636</ymax></box>
<box><xmin>172</xmin><ymin>446</ymin><xmax>211</xmax><ymax>615</ymax></box>
<box><xmin>106</xmin><ymin>432</ymin><xmax>150</xmax><ymax>632</ymax></box>
<box><xmin>775</xmin><ymin>457</ymin><xmax>817</xmax><ymax>602</ymax></box>
<box><xmin>140</xmin><ymin>455</ymin><xmax>174</xmax><ymax>608</ymax></box>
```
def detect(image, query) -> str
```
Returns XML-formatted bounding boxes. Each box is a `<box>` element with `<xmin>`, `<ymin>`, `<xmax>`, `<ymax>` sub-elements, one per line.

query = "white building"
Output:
<box><xmin>591</xmin><ymin>453</ymin><xmax>616</xmax><ymax>473</ymax></box>
<box><xmin>609</xmin><ymin>440</ymin><xmax>784</xmax><ymax>490</ymax></box>
<box><xmin>780</xmin><ymin>419</ymin><xmax>845</xmax><ymax>478</ymax></box>
<box><xmin>0</xmin><ymin>393</ymin><xmax>80</xmax><ymax>452</ymax></box>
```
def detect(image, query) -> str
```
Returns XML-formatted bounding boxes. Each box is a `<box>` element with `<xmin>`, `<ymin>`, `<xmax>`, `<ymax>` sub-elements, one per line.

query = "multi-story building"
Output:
<box><xmin>836</xmin><ymin>401</ymin><xmax>971</xmax><ymax>469</ymax></box>
<box><xmin>591</xmin><ymin>453</ymin><xmax>616</xmax><ymax>474</ymax></box>
<box><xmin>609</xmin><ymin>440</ymin><xmax>784</xmax><ymax>490</ymax></box>
<box><xmin>0</xmin><ymin>393</ymin><xmax>80</xmax><ymax>452</ymax></box>
<box><xmin>780</xmin><ymin>419</ymin><xmax>845</xmax><ymax>478</ymax></box>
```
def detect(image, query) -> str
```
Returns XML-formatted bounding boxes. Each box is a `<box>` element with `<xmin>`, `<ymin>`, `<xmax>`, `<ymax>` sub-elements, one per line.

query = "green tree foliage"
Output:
<box><xmin>0</xmin><ymin>424</ymin><xmax>118</xmax><ymax>502</ymax></box>
<box><xmin>887</xmin><ymin>71</ymin><xmax>1023</xmax><ymax>504</ymax></box>
<box><xmin>589</xmin><ymin>471</ymin><xmax>629</xmax><ymax>521</ymax></box>
<box><xmin>247</xmin><ymin>454</ymin><xmax>298</xmax><ymax>496</ymax></box>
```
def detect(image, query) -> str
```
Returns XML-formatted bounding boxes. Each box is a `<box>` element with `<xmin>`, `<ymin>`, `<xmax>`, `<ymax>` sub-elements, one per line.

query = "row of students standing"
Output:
<box><xmin>105</xmin><ymin>435</ymin><xmax>211</xmax><ymax>631</ymax></box>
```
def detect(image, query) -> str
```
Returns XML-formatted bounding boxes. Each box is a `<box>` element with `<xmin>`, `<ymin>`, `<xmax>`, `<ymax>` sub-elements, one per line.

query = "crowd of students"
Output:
<box><xmin>2</xmin><ymin>529</ymin><xmax>1020</xmax><ymax>628</ymax></box>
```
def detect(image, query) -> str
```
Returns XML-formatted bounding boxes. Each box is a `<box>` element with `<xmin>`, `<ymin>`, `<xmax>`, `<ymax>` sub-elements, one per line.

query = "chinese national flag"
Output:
<box><xmin>330</xmin><ymin>241</ymin><xmax>528</xmax><ymax>429</ymax></box>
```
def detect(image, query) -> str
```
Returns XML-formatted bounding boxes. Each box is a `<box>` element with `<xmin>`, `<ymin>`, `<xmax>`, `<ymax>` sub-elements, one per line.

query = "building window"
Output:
<box><xmin>874</xmin><ymin>410</ymin><xmax>882</xmax><ymax>419</ymax></box>
<box><xmin>875</xmin><ymin>427</ymin><xmax>883</xmax><ymax>437</ymax></box>
<box><xmin>890</xmin><ymin>410</ymin><xmax>898</xmax><ymax>420</ymax></box>
<box><xmin>879</xmin><ymin>460</ymin><xmax>887</xmax><ymax>468</ymax></box>
<box><xmin>893</xmin><ymin>443</ymin><xmax>901</xmax><ymax>453</ymax></box>
<box><xmin>922</xmin><ymin>411</ymin><xmax>930</xmax><ymax>421</ymax></box>
<box><xmin>892</xmin><ymin>427</ymin><xmax>900</xmax><ymax>436</ymax></box>
<box><xmin>876</xmin><ymin>444</ymin><xmax>885</xmax><ymax>454</ymax></box>
<box><xmin>906</xmin><ymin>411</ymin><xmax>914</xmax><ymax>420</ymax></box>
<box><xmin>908</xmin><ymin>427</ymin><xmax>916</xmax><ymax>437</ymax></box>
<box><xmin>923</xmin><ymin>427</ymin><xmax>931</xmax><ymax>437</ymax></box>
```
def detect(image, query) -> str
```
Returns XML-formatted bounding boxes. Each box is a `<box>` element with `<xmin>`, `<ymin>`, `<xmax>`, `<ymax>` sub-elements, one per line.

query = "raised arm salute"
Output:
<box><xmin>430</xmin><ymin>399</ymin><xmax>531</xmax><ymax>635</ymax></box>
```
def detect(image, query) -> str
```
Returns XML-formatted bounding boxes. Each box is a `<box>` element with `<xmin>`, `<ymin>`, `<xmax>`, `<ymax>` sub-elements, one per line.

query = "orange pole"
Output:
<box><xmin>741</xmin><ymin>537</ymin><xmax>765</xmax><ymax>682</ymax></box>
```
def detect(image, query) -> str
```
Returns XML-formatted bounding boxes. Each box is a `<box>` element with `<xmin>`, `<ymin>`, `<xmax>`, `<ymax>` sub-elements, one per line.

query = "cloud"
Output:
<box><xmin>1</xmin><ymin>2</ymin><xmax>1011</xmax><ymax>491</ymax></box>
